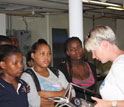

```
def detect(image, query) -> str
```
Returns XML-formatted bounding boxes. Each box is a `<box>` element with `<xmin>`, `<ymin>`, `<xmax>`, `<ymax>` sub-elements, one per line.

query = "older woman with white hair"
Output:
<box><xmin>85</xmin><ymin>25</ymin><xmax>124</xmax><ymax>107</ymax></box>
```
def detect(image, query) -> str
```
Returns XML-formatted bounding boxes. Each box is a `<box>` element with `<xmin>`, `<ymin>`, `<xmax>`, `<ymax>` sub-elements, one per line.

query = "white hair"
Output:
<box><xmin>85</xmin><ymin>26</ymin><xmax>117</xmax><ymax>52</ymax></box>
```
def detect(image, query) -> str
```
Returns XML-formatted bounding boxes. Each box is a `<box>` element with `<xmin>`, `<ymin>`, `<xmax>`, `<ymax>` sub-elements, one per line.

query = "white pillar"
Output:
<box><xmin>0</xmin><ymin>14</ymin><xmax>6</xmax><ymax>35</ymax></box>
<box><xmin>46</xmin><ymin>13</ymin><xmax>50</xmax><ymax>44</ymax></box>
<box><xmin>69</xmin><ymin>0</ymin><xmax>83</xmax><ymax>43</ymax></box>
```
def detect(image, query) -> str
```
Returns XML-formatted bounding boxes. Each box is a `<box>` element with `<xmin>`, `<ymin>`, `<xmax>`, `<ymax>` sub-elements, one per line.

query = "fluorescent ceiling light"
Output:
<box><xmin>106</xmin><ymin>7</ymin><xmax>124</xmax><ymax>11</ymax></box>
<box><xmin>82</xmin><ymin>0</ymin><xmax>121</xmax><ymax>7</ymax></box>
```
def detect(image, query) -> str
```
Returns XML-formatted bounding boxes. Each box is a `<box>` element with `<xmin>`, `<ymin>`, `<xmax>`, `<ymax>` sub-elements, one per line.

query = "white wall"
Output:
<box><xmin>6</xmin><ymin>14</ymin><xmax>124</xmax><ymax>72</ymax></box>
<box><xmin>0</xmin><ymin>14</ymin><xmax>6</xmax><ymax>35</ymax></box>
<box><xmin>7</xmin><ymin>14</ymin><xmax>124</xmax><ymax>51</ymax></box>
<box><xmin>9</xmin><ymin>16</ymin><xmax>48</xmax><ymax>45</ymax></box>
<box><xmin>9</xmin><ymin>13</ymin><xmax>69</xmax><ymax>46</ymax></box>
<box><xmin>9</xmin><ymin>14</ymin><xmax>124</xmax><ymax>50</ymax></box>
<box><xmin>116</xmin><ymin>19</ymin><xmax>124</xmax><ymax>50</ymax></box>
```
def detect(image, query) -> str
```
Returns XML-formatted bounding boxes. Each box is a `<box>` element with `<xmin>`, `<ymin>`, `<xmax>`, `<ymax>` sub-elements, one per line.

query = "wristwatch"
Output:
<box><xmin>112</xmin><ymin>101</ymin><xmax>117</xmax><ymax>107</ymax></box>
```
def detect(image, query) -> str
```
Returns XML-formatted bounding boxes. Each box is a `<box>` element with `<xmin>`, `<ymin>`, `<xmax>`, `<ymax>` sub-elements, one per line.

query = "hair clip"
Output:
<box><xmin>87</xmin><ymin>33</ymin><xmax>91</xmax><ymax>38</ymax></box>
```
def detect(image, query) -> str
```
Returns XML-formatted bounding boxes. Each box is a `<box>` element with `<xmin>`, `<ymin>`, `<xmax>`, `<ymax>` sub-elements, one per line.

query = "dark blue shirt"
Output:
<box><xmin>0</xmin><ymin>78</ymin><xmax>29</xmax><ymax>107</ymax></box>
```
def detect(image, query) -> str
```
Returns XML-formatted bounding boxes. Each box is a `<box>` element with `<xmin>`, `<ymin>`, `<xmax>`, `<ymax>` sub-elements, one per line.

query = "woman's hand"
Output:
<box><xmin>91</xmin><ymin>97</ymin><xmax>111</xmax><ymax>107</ymax></box>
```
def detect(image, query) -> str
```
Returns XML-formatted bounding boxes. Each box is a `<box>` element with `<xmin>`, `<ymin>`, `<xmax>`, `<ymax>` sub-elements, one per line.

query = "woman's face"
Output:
<box><xmin>91</xmin><ymin>41</ymin><xmax>110</xmax><ymax>63</ymax></box>
<box><xmin>32</xmin><ymin>44</ymin><xmax>52</xmax><ymax>68</ymax></box>
<box><xmin>66</xmin><ymin>40</ymin><xmax>83</xmax><ymax>61</ymax></box>
<box><xmin>1</xmin><ymin>53</ymin><xmax>24</xmax><ymax>78</ymax></box>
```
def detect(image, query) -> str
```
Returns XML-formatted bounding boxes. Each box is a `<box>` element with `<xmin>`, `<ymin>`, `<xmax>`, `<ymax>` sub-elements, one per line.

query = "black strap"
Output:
<box><xmin>24</xmin><ymin>67</ymin><xmax>59</xmax><ymax>92</ymax></box>
<box><xmin>25</xmin><ymin>69</ymin><xmax>41</xmax><ymax>92</ymax></box>
<box><xmin>49</xmin><ymin>67</ymin><xmax>59</xmax><ymax>77</ymax></box>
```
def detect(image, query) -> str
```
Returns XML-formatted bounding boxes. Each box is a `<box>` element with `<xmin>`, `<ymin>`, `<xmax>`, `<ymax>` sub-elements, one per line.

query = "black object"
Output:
<box><xmin>49</xmin><ymin>67</ymin><xmax>59</xmax><ymax>77</ymax></box>
<box><xmin>25</xmin><ymin>69</ymin><xmax>41</xmax><ymax>92</ymax></box>
<box><xmin>24</xmin><ymin>67</ymin><xmax>59</xmax><ymax>92</ymax></box>
<box><xmin>70</xmin><ymin>97</ymin><xmax>82</xmax><ymax>107</ymax></box>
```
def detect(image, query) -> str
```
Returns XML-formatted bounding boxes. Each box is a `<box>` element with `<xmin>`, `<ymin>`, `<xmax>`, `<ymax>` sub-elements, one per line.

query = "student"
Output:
<box><xmin>57</xmin><ymin>37</ymin><xmax>97</xmax><ymax>102</ymax></box>
<box><xmin>21</xmin><ymin>39</ymin><xmax>70</xmax><ymax>107</ymax></box>
<box><xmin>0</xmin><ymin>35</ymin><xmax>12</xmax><ymax>45</ymax></box>
<box><xmin>26</xmin><ymin>50</ymin><xmax>35</xmax><ymax>67</ymax></box>
<box><xmin>0</xmin><ymin>45</ymin><xmax>29</xmax><ymax>107</ymax></box>
<box><xmin>26</xmin><ymin>39</ymin><xmax>47</xmax><ymax>68</ymax></box>
<box><xmin>9</xmin><ymin>36</ymin><xmax>27</xmax><ymax>70</ymax></box>
<box><xmin>9</xmin><ymin>36</ymin><xmax>19</xmax><ymax>48</ymax></box>
<box><xmin>85</xmin><ymin>25</ymin><xmax>124</xmax><ymax>107</ymax></box>
<box><xmin>0</xmin><ymin>35</ymin><xmax>12</xmax><ymax>73</ymax></box>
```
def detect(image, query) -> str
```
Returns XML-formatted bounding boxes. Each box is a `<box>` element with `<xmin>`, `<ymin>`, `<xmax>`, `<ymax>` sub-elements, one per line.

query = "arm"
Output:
<box><xmin>38</xmin><ymin>87</ymin><xmax>65</xmax><ymax>107</ymax></box>
<box><xmin>21</xmin><ymin>72</ymin><xmax>41</xmax><ymax>107</ymax></box>
<box><xmin>38</xmin><ymin>88</ymin><xmax>65</xmax><ymax>98</ymax></box>
<box><xmin>92</xmin><ymin>97</ymin><xmax>124</xmax><ymax>107</ymax></box>
<box><xmin>58</xmin><ymin>70</ymin><xmax>76</xmax><ymax>97</ymax></box>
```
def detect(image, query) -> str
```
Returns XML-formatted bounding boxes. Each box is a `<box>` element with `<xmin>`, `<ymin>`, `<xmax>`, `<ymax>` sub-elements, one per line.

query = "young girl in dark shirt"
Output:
<box><xmin>0</xmin><ymin>45</ymin><xmax>29</xmax><ymax>107</ymax></box>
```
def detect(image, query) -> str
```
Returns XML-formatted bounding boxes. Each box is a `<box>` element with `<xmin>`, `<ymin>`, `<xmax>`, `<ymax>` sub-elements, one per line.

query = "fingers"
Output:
<box><xmin>26</xmin><ymin>84</ymin><xmax>30</xmax><ymax>93</ymax></box>
<box><xmin>91</xmin><ymin>96</ymin><xmax>102</xmax><ymax>102</ymax></box>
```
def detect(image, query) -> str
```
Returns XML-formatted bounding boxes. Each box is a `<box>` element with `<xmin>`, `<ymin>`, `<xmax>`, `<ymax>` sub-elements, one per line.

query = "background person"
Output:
<box><xmin>26</xmin><ymin>50</ymin><xmax>35</xmax><ymax>67</ymax></box>
<box><xmin>0</xmin><ymin>35</ymin><xmax>12</xmax><ymax>45</ymax></box>
<box><xmin>9</xmin><ymin>36</ymin><xmax>19</xmax><ymax>48</ymax></box>
<box><xmin>9</xmin><ymin>36</ymin><xmax>27</xmax><ymax>70</ymax></box>
<box><xmin>57</xmin><ymin>37</ymin><xmax>97</xmax><ymax>102</ymax></box>
<box><xmin>85</xmin><ymin>25</ymin><xmax>124</xmax><ymax>107</ymax></box>
<box><xmin>0</xmin><ymin>35</ymin><xmax>12</xmax><ymax>73</ymax></box>
<box><xmin>21</xmin><ymin>39</ymin><xmax>70</xmax><ymax>107</ymax></box>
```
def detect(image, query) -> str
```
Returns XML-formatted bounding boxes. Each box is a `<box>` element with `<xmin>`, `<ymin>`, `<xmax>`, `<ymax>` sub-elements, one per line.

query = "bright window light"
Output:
<box><xmin>82</xmin><ymin>0</ymin><xmax>121</xmax><ymax>7</ymax></box>
<box><xmin>106</xmin><ymin>7</ymin><xmax>124</xmax><ymax>11</ymax></box>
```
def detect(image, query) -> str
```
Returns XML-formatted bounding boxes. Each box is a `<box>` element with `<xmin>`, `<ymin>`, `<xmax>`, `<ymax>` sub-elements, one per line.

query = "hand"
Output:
<box><xmin>26</xmin><ymin>84</ymin><xmax>30</xmax><ymax>93</ymax></box>
<box><xmin>38</xmin><ymin>88</ymin><xmax>66</xmax><ymax>98</ymax></box>
<box><xmin>40</xmin><ymin>97</ymin><xmax>54</xmax><ymax>107</ymax></box>
<box><xmin>91</xmin><ymin>97</ymin><xmax>111</xmax><ymax>107</ymax></box>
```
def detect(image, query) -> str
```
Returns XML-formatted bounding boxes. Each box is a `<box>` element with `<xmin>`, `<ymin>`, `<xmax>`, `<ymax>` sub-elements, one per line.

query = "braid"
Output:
<box><xmin>66</xmin><ymin>55</ymin><xmax>73</xmax><ymax>77</ymax></box>
<box><xmin>64</xmin><ymin>37</ymin><xmax>90</xmax><ymax>80</ymax></box>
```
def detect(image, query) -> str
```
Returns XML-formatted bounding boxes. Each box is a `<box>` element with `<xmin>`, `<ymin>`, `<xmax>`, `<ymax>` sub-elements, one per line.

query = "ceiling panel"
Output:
<box><xmin>0</xmin><ymin>0</ymin><xmax>124</xmax><ymax>18</ymax></box>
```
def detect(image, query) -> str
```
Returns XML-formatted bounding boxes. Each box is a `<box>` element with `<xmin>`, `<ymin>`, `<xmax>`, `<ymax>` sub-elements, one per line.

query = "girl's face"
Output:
<box><xmin>32</xmin><ymin>44</ymin><xmax>51</xmax><ymax>68</ymax></box>
<box><xmin>66</xmin><ymin>40</ymin><xmax>83</xmax><ymax>61</ymax></box>
<box><xmin>1</xmin><ymin>53</ymin><xmax>24</xmax><ymax>77</ymax></box>
<box><xmin>27</xmin><ymin>60</ymin><xmax>35</xmax><ymax>67</ymax></box>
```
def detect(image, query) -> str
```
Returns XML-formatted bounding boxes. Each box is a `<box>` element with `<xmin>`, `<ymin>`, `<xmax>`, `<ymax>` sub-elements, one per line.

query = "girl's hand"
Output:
<box><xmin>40</xmin><ymin>97</ymin><xmax>54</xmax><ymax>107</ymax></box>
<box><xmin>38</xmin><ymin>88</ymin><xmax>65</xmax><ymax>98</ymax></box>
<box><xmin>26</xmin><ymin>84</ymin><xmax>30</xmax><ymax>93</ymax></box>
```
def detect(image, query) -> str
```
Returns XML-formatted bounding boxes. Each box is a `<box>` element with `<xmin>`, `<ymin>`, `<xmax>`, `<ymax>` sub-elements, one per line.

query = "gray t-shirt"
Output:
<box><xmin>21</xmin><ymin>67</ymin><xmax>69</xmax><ymax>107</ymax></box>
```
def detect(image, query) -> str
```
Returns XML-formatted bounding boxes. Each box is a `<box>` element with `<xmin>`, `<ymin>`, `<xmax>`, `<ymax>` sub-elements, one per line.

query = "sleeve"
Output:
<box><xmin>0</xmin><ymin>86</ymin><xmax>4</xmax><ymax>102</ymax></box>
<box><xmin>113</xmin><ymin>60</ymin><xmax>124</xmax><ymax>95</ymax></box>
<box><xmin>21</xmin><ymin>72</ymin><xmax>40</xmax><ymax>107</ymax></box>
<box><xmin>58</xmin><ymin>70</ymin><xmax>76</xmax><ymax>97</ymax></box>
<box><xmin>58</xmin><ymin>70</ymin><xmax>68</xmax><ymax>89</ymax></box>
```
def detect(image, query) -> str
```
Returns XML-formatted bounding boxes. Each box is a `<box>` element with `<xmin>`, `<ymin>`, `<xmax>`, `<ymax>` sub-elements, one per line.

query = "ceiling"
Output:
<box><xmin>0</xmin><ymin>0</ymin><xmax>124</xmax><ymax>18</ymax></box>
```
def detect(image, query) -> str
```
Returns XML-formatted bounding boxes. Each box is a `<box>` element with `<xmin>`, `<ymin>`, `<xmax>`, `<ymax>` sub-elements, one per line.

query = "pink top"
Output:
<box><xmin>72</xmin><ymin>63</ymin><xmax>95</xmax><ymax>89</ymax></box>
